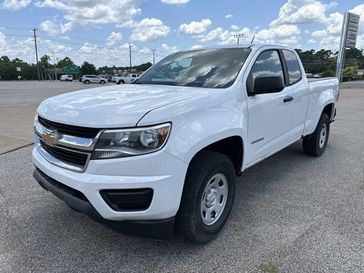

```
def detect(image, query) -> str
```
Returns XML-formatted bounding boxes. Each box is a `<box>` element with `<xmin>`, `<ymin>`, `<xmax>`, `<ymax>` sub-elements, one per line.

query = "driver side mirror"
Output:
<box><xmin>247</xmin><ymin>75</ymin><xmax>284</xmax><ymax>96</ymax></box>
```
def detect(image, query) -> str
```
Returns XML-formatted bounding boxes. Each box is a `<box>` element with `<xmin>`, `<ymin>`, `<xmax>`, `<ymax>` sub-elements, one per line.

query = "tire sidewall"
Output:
<box><xmin>193</xmin><ymin>159</ymin><xmax>236</xmax><ymax>237</ymax></box>
<box><xmin>315</xmin><ymin>114</ymin><xmax>330</xmax><ymax>155</ymax></box>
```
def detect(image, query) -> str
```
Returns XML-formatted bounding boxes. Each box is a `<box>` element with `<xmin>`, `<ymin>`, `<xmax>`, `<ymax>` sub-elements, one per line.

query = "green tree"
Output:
<box><xmin>39</xmin><ymin>55</ymin><xmax>51</xmax><ymax>68</ymax></box>
<box><xmin>80</xmin><ymin>61</ymin><xmax>96</xmax><ymax>75</ymax></box>
<box><xmin>57</xmin><ymin>57</ymin><xmax>74</xmax><ymax>68</ymax></box>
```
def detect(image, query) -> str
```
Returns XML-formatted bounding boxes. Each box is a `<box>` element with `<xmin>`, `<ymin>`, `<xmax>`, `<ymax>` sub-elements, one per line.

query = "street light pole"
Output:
<box><xmin>152</xmin><ymin>49</ymin><xmax>156</xmax><ymax>65</ymax></box>
<box><xmin>233</xmin><ymin>33</ymin><xmax>244</xmax><ymax>45</ymax></box>
<box><xmin>129</xmin><ymin>44</ymin><xmax>132</xmax><ymax>72</ymax></box>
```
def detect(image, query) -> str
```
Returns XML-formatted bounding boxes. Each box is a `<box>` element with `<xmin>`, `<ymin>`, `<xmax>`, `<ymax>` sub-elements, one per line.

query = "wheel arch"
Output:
<box><xmin>186</xmin><ymin>135</ymin><xmax>245</xmax><ymax>176</ymax></box>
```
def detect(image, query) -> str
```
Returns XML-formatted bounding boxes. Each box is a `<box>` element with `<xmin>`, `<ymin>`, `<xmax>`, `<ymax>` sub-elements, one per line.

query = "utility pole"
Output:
<box><xmin>51</xmin><ymin>51</ymin><xmax>57</xmax><ymax>80</ymax></box>
<box><xmin>33</xmin><ymin>28</ymin><xmax>41</xmax><ymax>81</ymax></box>
<box><xmin>129</xmin><ymin>44</ymin><xmax>132</xmax><ymax>72</ymax></box>
<box><xmin>233</xmin><ymin>33</ymin><xmax>244</xmax><ymax>45</ymax></box>
<box><xmin>152</xmin><ymin>49</ymin><xmax>156</xmax><ymax>65</ymax></box>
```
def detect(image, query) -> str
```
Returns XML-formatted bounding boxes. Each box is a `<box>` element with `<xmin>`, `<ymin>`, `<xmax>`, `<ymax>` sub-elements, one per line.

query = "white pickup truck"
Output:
<box><xmin>32</xmin><ymin>45</ymin><xmax>339</xmax><ymax>243</ymax></box>
<box><xmin>114</xmin><ymin>73</ymin><xmax>140</xmax><ymax>84</ymax></box>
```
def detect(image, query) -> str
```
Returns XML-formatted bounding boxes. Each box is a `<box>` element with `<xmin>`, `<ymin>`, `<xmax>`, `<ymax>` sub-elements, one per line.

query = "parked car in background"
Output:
<box><xmin>115</xmin><ymin>74</ymin><xmax>140</xmax><ymax>84</ymax></box>
<box><xmin>59</xmin><ymin>74</ymin><xmax>73</xmax><ymax>82</ymax></box>
<box><xmin>81</xmin><ymin>75</ymin><xmax>107</xmax><ymax>84</ymax></box>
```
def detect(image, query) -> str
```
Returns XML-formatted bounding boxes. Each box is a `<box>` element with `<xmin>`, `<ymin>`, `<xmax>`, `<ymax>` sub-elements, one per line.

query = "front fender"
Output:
<box><xmin>137</xmin><ymin>90</ymin><xmax>247</xmax><ymax>165</ymax></box>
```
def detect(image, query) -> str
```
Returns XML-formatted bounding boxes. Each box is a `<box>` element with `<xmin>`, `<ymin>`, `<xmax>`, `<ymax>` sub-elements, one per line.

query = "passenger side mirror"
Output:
<box><xmin>251</xmin><ymin>76</ymin><xmax>284</xmax><ymax>95</ymax></box>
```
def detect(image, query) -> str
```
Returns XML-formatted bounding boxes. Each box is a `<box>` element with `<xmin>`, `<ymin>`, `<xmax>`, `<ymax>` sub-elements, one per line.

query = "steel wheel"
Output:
<box><xmin>319</xmin><ymin>123</ymin><xmax>327</xmax><ymax>149</ymax></box>
<box><xmin>200</xmin><ymin>173</ymin><xmax>228</xmax><ymax>225</ymax></box>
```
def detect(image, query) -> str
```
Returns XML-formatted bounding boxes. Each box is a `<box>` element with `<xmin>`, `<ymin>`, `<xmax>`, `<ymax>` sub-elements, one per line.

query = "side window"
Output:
<box><xmin>250</xmin><ymin>50</ymin><xmax>284</xmax><ymax>84</ymax></box>
<box><xmin>283</xmin><ymin>50</ymin><xmax>302</xmax><ymax>85</ymax></box>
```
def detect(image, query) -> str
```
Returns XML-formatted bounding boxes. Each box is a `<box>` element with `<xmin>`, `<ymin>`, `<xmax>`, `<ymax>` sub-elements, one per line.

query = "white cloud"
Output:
<box><xmin>225</xmin><ymin>14</ymin><xmax>234</xmax><ymax>19</ymax></box>
<box><xmin>161</xmin><ymin>43</ymin><xmax>178</xmax><ymax>53</ymax></box>
<box><xmin>179</xmin><ymin>19</ymin><xmax>212</xmax><ymax>35</ymax></box>
<box><xmin>230</xmin><ymin>25</ymin><xmax>240</xmax><ymax>30</ymax></box>
<box><xmin>257</xmin><ymin>24</ymin><xmax>300</xmax><ymax>40</ymax></box>
<box><xmin>200</xmin><ymin>27</ymin><xmax>252</xmax><ymax>45</ymax></box>
<box><xmin>35</xmin><ymin>0</ymin><xmax>141</xmax><ymax>32</ymax></box>
<box><xmin>1</xmin><ymin>0</ymin><xmax>31</xmax><ymax>10</ymax></box>
<box><xmin>79</xmin><ymin>42</ymin><xmax>98</xmax><ymax>54</ymax></box>
<box><xmin>160</xmin><ymin>0</ymin><xmax>189</xmax><ymax>4</ymax></box>
<box><xmin>270</xmin><ymin>0</ymin><xmax>329</xmax><ymax>26</ymax></box>
<box><xmin>106</xmin><ymin>32</ymin><xmax>123</xmax><ymax>46</ymax></box>
<box><xmin>39</xmin><ymin>20</ymin><xmax>63</xmax><ymax>35</ymax></box>
<box><xmin>190</xmin><ymin>44</ymin><xmax>203</xmax><ymax>50</ymax></box>
<box><xmin>130</xmin><ymin>18</ymin><xmax>170</xmax><ymax>42</ymax></box>
<box><xmin>309</xmin><ymin>4</ymin><xmax>364</xmax><ymax>50</ymax></box>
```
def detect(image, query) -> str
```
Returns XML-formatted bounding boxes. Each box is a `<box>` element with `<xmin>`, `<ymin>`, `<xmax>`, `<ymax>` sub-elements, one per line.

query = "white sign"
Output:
<box><xmin>16</xmin><ymin>66</ymin><xmax>21</xmax><ymax>72</ymax></box>
<box><xmin>345</xmin><ymin>12</ymin><xmax>360</xmax><ymax>49</ymax></box>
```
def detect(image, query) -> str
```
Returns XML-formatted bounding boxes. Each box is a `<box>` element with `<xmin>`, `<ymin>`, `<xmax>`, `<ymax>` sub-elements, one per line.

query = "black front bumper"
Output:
<box><xmin>33</xmin><ymin>168</ymin><xmax>175</xmax><ymax>240</ymax></box>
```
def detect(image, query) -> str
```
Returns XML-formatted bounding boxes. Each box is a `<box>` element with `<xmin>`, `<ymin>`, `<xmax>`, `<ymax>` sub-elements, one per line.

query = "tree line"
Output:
<box><xmin>0</xmin><ymin>48</ymin><xmax>363</xmax><ymax>80</ymax></box>
<box><xmin>0</xmin><ymin>54</ymin><xmax>152</xmax><ymax>80</ymax></box>
<box><xmin>295</xmin><ymin>48</ymin><xmax>364</xmax><ymax>77</ymax></box>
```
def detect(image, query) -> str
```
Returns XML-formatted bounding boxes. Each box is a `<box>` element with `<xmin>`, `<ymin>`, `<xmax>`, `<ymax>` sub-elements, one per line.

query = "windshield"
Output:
<box><xmin>136</xmin><ymin>48</ymin><xmax>251</xmax><ymax>88</ymax></box>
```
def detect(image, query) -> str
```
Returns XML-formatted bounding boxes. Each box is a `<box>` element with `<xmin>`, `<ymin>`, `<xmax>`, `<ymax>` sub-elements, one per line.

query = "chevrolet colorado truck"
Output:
<box><xmin>32</xmin><ymin>45</ymin><xmax>339</xmax><ymax>243</ymax></box>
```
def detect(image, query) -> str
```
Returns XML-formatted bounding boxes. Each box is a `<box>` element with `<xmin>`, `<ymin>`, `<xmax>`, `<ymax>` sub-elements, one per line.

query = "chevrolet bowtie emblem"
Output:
<box><xmin>42</xmin><ymin>129</ymin><xmax>60</xmax><ymax>145</ymax></box>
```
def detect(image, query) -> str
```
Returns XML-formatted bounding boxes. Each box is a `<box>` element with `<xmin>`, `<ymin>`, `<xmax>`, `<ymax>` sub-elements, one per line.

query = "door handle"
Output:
<box><xmin>283</xmin><ymin>96</ymin><xmax>293</xmax><ymax>103</ymax></box>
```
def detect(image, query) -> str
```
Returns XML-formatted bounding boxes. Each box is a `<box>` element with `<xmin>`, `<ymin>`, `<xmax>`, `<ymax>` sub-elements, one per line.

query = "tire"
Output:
<box><xmin>100</xmin><ymin>80</ymin><xmax>105</xmax><ymax>84</ymax></box>
<box><xmin>84</xmin><ymin>80</ymin><xmax>90</xmax><ymax>84</ymax></box>
<box><xmin>303</xmin><ymin>113</ymin><xmax>330</xmax><ymax>157</ymax></box>
<box><xmin>117</xmin><ymin>80</ymin><xmax>124</xmax><ymax>85</ymax></box>
<box><xmin>176</xmin><ymin>151</ymin><xmax>236</xmax><ymax>244</ymax></box>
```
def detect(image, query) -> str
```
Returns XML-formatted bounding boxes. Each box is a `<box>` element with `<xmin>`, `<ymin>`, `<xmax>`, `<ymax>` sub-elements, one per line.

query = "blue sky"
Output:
<box><xmin>0</xmin><ymin>0</ymin><xmax>363</xmax><ymax>67</ymax></box>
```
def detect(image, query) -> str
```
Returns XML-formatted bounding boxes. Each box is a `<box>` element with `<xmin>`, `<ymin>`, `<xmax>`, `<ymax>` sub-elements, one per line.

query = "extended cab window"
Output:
<box><xmin>283</xmin><ymin>50</ymin><xmax>302</xmax><ymax>85</ymax></box>
<box><xmin>250</xmin><ymin>50</ymin><xmax>284</xmax><ymax>84</ymax></box>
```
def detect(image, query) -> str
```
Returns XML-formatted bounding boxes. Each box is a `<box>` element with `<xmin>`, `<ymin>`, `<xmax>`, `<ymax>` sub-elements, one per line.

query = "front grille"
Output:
<box><xmin>41</xmin><ymin>141</ymin><xmax>88</xmax><ymax>167</ymax></box>
<box><xmin>38</xmin><ymin>116</ymin><xmax>100</xmax><ymax>138</ymax></box>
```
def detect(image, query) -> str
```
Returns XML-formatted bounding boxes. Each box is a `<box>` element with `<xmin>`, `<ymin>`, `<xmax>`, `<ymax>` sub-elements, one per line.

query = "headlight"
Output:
<box><xmin>92</xmin><ymin>123</ymin><xmax>171</xmax><ymax>159</ymax></box>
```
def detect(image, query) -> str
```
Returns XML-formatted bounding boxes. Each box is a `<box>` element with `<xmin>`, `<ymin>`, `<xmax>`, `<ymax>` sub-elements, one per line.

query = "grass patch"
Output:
<box><xmin>360</xmin><ymin>184</ymin><xmax>364</xmax><ymax>192</ymax></box>
<box><xmin>258</xmin><ymin>263</ymin><xmax>279</xmax><ymax>273</ymax></box>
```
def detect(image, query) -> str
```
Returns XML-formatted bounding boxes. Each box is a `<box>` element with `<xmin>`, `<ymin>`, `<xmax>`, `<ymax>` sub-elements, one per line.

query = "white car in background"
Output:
<box><xmin>59</xmin><ymin>74</ymin><xmax>73</xmax><ymax>82</ymax></box>
<box><xmin>81</xmin><ymin>75</ymin><xmax>107</xmax><ymax>84</ymax></box>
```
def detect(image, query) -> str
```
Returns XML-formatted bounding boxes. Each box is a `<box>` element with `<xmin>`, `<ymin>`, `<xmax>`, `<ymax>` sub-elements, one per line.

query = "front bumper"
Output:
<box><xmin>32</xmin><ymin>145</ymin><xmax>188</xmax><ymax>237</ymax></box>
<box><xmin>33</xmin><ymin>168</ymin><xmax>175</xmax><ymax>239</ymax></box>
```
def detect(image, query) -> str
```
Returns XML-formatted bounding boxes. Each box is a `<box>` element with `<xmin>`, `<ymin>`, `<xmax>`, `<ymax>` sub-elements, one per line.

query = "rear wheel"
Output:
<box><xmin>84</xmin><ymin>80</ymin><xmax>90</xmax><ymax>84</ymax></box>
<box><xmin>176</xmin><ymin>151</ymin><xmax>236</xmax><ymax>244</ymax></box>
<box><xmin>303</xmin><ymin>113</ymin><xmax>330</xmax><ymax>156</ymax></box>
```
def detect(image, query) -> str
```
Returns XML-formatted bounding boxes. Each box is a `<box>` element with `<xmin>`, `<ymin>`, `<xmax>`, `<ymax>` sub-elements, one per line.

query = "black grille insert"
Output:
<box><xmin>100</xmin><ymin>189</ymin><xmax>153</xmax><ymax>211</ymax></box>
<box><xmin>36</xmin><ymin>168</ymin><xmax>88</xmax><ymax>202</ymax></box>
<box><xmin>38</xmin><ymin>116</ymin><xmax>101</xmax><ymax>138</ymax></box>
<box><xmin>41</xmin><ymin>141</ymin><xmax>88</xmax><ymax>167</ymax></box>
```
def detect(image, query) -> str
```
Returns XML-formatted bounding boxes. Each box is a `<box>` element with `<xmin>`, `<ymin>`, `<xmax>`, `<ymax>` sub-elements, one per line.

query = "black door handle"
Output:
<box><xmin>283</xmin><ymin>96</ymin><xmax>293</xmax><ymax>103</ymax></box>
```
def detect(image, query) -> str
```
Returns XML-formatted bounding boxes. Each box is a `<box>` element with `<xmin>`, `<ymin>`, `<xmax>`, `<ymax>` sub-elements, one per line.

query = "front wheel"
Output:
<box><xmin>176</xmin><ymin>151</ymin><xmax>236</xmax><ymax>244</ymax></box>
<box><xmin>100</xmin><ymin>80</ymin><xmax>105</xmax><ymax>84</ymax></box>
<box><xmin>303</xmin><ymin>113</ymin><xmax>330</xmax><ymax>156</ymax></box>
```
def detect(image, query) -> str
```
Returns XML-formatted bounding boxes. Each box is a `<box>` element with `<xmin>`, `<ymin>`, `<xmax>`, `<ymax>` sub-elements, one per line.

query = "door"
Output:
<box><xmin>245</xmin><ymin>49</ymin><xmax>308</xmax><ymax>165</ymax></box>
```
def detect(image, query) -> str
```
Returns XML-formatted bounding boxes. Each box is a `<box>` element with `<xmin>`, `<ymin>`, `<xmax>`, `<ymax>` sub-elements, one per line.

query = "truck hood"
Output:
<box><xmin>37</xmin><ymin>84</ymin><xmax>212</xmax><ymax>128</ymax></box>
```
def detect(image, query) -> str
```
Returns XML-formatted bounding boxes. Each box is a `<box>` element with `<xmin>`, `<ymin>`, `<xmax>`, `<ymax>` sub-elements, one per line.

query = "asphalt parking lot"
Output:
<box><xmin>0</xmin><ymin>81</ymin><xmax>364</xmax><ymax>272</ymax></box>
